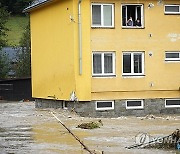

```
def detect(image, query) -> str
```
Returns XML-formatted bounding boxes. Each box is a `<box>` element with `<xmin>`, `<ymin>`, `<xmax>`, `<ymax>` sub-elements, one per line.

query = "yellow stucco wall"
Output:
<box><xmin>91</xmin><ymin>0</ymin><xmax>180</xmax><ymax>100</ymax></box>
<box><xmin>30</xmin><ymin>0</ymin><xmax>180</xmax><ymax>101</ymax></box>
<box><xmin>30</xmin><ymin>0</ymin><xmax>77</xmax><ymax>100</ymax></box>
<box><xmin>73</xmin><ymin>0</ymin><xmax>92</xmax><ymax>101</ymax></box>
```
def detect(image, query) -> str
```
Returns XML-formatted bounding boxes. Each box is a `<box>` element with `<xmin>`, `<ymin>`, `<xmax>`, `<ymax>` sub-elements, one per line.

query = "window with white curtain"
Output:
<box><xmin>91</xmin><ymin>3</ymin><xmax>114</xmax><ymax>28</ymax></box>
<box><xmin>93</xmin><ymin>52</ymin><xmax>115</xmax><ymax>76</ymax></box>
<box><xmin>123</xmin><ymin>52</ymin><xmax>144</xmax><ymax>76</ymax></box>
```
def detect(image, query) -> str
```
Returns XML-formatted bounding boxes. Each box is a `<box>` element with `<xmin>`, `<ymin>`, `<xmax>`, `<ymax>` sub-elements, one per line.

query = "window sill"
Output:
<box><xmin>126</xmin><ymin>107</ymin><xmax>144</xmax><ymax>110</ymax></box>
<box><xmin>122</xmin><ymin>75</ymin><xmax>145</xmax><ymax>78</ymax></box>
<box><xmin>165</xmin><ymin>106</ymin><xmax>180</xmax><ymax>108</ymax></box>
<box><xmin>122</xmin><ymin>26</ymin><xmax>145</xmax><ymax>29</ymax></box>
<box><xmin>164</xmin><ymin>13</ymin><xmax>180</xmax><ymax>15</ymax></box>
<box><xmin>165</xmin><ymin>60</ymin><xmax>180</xmax><ymax>63</ymax></box>
<box><xmin>92</xmin><ymin>75</ymin><xmax>116</xmax><ymax>78</ymax></box>
<box><xmin>91</xmin><ymin>26</ymin><xmax>115</xmax><ymax>29</ymax></box>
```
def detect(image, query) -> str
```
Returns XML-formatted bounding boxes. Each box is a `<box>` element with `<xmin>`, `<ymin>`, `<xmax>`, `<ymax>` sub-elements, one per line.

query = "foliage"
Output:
<box><xmin>6</xmin><ymin>16</ymin><xmax>29</xmax><ymax>46</ymax></box>
<box><xmin>0</xmin><ymin>51</ymin><xmax>10</xmax><ymax>78</ymax></box>
<box><xmin>0</xmin><ymin>4</ymin><xmax>10</xmax><ymax>78</ymax></box>
<box><xmin>0</xmin><ymin>3</ymin><xmax>9</xmax><ymax>50</ymax></box>
<box><xmin>77</xmin><ymin>120</ymin><xmax>103</xmax><ymax>129</ymax></box>
<box><xmin>1</xmin><ymin>0</ymin><xmax>33</xmax><ymax>15</ymax></box>
<box><xmin>15</xmin><ymin>21</ymin><xmax>31</xmax><ymax>77</ymax></box>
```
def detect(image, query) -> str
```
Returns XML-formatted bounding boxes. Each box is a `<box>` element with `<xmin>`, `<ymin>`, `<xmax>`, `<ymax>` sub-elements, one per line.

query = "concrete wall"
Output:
<box><xmin>35</xmin><ymin>99</ymin><xmax>180</xmax><ymax>117</ymax></box>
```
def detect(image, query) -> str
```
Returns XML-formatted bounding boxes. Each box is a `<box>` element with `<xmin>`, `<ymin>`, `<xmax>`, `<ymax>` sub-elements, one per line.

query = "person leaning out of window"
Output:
<box><xmin>135</xmin><ymin>18</ymin><xmax>141</xmax><ymax>27</ymax></box>
<box><xmin>126</xmin><ymin>17</ymin><xmax>133</xmax><ymax>26</ymax></box>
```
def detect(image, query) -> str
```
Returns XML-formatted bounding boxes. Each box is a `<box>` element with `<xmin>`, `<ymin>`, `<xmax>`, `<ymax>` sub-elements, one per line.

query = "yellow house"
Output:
<box><xmin>24</xmin><ymin>0</ymin><xmax>180</xmax><ymax>117</ymax></box>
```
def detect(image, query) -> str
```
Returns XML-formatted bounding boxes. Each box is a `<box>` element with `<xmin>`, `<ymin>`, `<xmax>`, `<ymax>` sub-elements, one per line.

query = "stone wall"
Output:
<box><xmin>35</xmin><ymin>98</ymin><xmax>180</xmax><ymax>117</ymax></box>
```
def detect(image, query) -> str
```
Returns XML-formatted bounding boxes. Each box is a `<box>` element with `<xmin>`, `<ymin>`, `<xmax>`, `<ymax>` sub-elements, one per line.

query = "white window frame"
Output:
<box><xmin>121</xmin><ymin>4</ymin><xmax>144</xmax><ymax>28</ymax></box>
<box><xmin>165</xmin><ymin>99</ymin><xmax>180</xmax><ymax>108</ymax></box>
<box><xmin>122</xmin><ymin>52</ymin><xmax>145</xmax><ymax>76</ymax></box>
<box><xmin>91</xmin><ymin>3</ymin><xmax>114</xmax><ymax>28</ymax></box>
<box><xmin>96</xmin><ymin>101</ymin><xmax>114</xmax><ymax>110</ymax></box>
<box><xmin>126</xmin><ymin>100</ymin><xmax>144</xmax><ymax>109</ymax></box>
<box><xmin>165</xmin><ymin>52</ymin><xmax>180</xmax><ymax>62</ymax></box>
<box><xmin>164</xmin><ymin>5</ymin><xmax>180</xmax><ymax>14</ymax></box>
<box><xmin>92</xmin><ymin>52</ymin><xmax>116</xmax><ymax>77</ymax></box>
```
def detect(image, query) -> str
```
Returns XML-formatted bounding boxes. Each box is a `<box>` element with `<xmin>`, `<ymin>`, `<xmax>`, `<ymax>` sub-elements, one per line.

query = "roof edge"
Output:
<box><xmin>23</xmin><ymin>0</ymin><xmax>53</xmax><ymax>13</ymax></box>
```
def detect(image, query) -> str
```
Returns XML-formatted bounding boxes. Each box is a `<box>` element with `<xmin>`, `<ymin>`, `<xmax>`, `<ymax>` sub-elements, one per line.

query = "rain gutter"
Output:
<box><xmin>78</xmin><ymin>0</ymin><xmax>82</xmax><ymax>75</ymax></box>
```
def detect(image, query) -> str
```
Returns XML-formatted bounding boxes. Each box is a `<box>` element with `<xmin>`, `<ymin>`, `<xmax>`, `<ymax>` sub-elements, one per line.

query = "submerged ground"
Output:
<box><xmin>0</xmin><ymin>101</ymin><xmax>179</xmax><ymax>154</ymax></box>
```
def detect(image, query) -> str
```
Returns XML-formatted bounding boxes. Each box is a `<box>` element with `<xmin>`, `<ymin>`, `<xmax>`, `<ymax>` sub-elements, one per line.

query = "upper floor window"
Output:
<box><xmin>122</xmin><ymin>4</ymin><xmax>144</xmax><ymax>28</ymax></box>
<box><xmin>92</xmin><ymin>52</ymin><xmax>115</xmax><ymax>77</ymax></box>
<box><xmin>91</xmin><ymin>3</ymin><xmax>114</xmax><ymax>28</ymax></box>
<box><xmin>165</xmin><ymin>52</ymin><xmax>180</xmax><ymax>61</ymax></box>
<box><xmin>123</xmin><ymin>52</ymin><xmax>144</xmax><ymax>76</ymax></box>
<box><xmin>164</xmin><ymin>5</ymin><xmax>180</xmax><ymax>14</ymax></box>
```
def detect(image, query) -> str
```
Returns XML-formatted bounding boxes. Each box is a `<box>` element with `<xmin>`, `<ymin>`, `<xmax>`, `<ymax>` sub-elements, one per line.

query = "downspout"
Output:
<box><xmin>78</xmin><ymin>0</ymin><xmax>82</xmax><ymax>75</ymax></box>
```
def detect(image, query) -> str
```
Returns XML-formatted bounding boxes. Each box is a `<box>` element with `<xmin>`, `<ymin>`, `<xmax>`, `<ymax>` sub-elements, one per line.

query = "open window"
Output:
<box><xmin>122</xmin><ymin>4</ymin><xmax>144</xmax><ymax>28</ymax></box>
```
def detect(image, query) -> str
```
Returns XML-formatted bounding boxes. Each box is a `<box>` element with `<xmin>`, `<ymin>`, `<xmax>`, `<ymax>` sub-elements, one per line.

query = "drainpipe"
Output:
<box><xmin>78</xmin><ymin>0</ymin><xmax>82</xmax><ymax>75</ymax></box>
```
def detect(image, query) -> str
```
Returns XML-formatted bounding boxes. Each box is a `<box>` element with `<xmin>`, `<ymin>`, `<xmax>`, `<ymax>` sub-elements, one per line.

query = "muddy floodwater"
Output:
<box><xmin>0</xmin><ymin>101</ymin><xmax>180</xmax><ymax>154</ymax></box>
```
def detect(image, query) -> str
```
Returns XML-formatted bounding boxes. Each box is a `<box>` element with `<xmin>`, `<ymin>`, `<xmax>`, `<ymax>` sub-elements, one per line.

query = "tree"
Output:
<box><xmin>1</xmin><ymin>0</ymin><xmax>33</xmax><ymax>15</ymax></box>
<box><xmin>15</xmin><ymin>20</ymin><xmax>31</xmax><ymax>77</ymax></box>
<box><xmin>0</xmin><ymin>3</ymin><xmax>9</xmax><ymax>50</ymax></box>
<box><xmin>0</xmin><ymin>51</ymin><xmax>10</xmax><ymax>78</ymax></box>
<box><xmin>0</xmin><ymin>4</ymin><xmax>10</xmax><ymax>78</ymax></box>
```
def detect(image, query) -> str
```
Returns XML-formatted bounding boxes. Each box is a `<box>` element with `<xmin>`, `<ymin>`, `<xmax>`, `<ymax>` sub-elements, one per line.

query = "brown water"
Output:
<box><xmin>0</xmin><ymin>101</ymin><xmax>179</xmax><ymax>154</ymax></box>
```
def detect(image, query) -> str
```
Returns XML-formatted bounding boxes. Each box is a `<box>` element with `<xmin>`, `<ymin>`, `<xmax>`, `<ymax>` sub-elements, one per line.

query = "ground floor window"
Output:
<box><xmin>165</xmin><ymin>99</ymin><xmax>180</xmax><ymax>108</ymax></box>
<box><xmin>126</xmin><ymin>100</ymin><xmax>144</xmax><ymax>109</ymax></box>
<box><xmin>95</xmin><ymin>101</ymin><xmax>114</xmax><ymax>110</ymax></box>
<box><xmin>123</xmin><ymin>52</ymin><xmax>144</xmax><ymax>76</ymax></box>
<box><xmin>92</xmin><ymin>52</ymin><xmax>115</xmax><ymax>77</ymax></box>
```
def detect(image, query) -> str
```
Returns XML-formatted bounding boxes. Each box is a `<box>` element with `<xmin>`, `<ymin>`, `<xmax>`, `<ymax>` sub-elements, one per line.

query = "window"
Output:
<box><xmin>91</xmin><ymin>3</ymin><xmax>114</xmax><ymax>28</ymax></box>
<box><xmin>126</xmin><ymin>100</ymin><xmax>144</xmax><ymax>109</ymax></box>
<box><xmin>165</xmin><ymin>52</ymin><xmax>180</xmax><ymax>61</ymax></box>
<box><xmin>96</xmin><ymin>101</ymin><xmax>114</xmax><ymax>110</ymax></box>
<box><xmin>123</xmin><ymin>52</ymin><xmax>144</xmax><ymax>76</ymax></box>
<box><xmin>164</xmin><ymin>5</ymin><xmax>180</xmax><ymax>14</ymax></box>
<box><xmin>93</xmin><ymin>52</ymin><xmax>115</xmax><ymax>76</ymax></box>
<box><xmin>122</xmin><ymin>4</ymin><xmax>144</xmax><ymax>28</ymax></box>
<box><xmin>165</xmin><ymin>99</ymin><xmax>180</xmax><ymax>108</ymax></box>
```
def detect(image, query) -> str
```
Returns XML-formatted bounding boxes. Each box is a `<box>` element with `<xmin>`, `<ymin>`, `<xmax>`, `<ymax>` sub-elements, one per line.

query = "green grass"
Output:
<box><xmin>6</xmin><ymin>15</ymin><xmax>29</xmax><ymax>46</ymax></box>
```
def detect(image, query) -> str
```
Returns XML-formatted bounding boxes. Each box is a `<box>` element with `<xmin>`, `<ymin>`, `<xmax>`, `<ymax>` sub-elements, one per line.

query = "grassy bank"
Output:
<box><xmin>6</xmin><ymin>15</ymin><xmax>29</xmax><ymax>46</ymax></box>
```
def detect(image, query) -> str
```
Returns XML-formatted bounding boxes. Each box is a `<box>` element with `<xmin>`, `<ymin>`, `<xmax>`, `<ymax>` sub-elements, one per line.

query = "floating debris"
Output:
<box><xmin>77</xmin><ymin>120</ymin><xmax>103</xmax><ymax>129</ymax></box>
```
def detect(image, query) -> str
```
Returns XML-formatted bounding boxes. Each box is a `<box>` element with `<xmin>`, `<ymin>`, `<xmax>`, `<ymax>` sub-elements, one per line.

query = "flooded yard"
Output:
<box><xmin>0</xmin><ymin>101</ymin><xmax>179</xmax><ymax>154</ymax></box>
